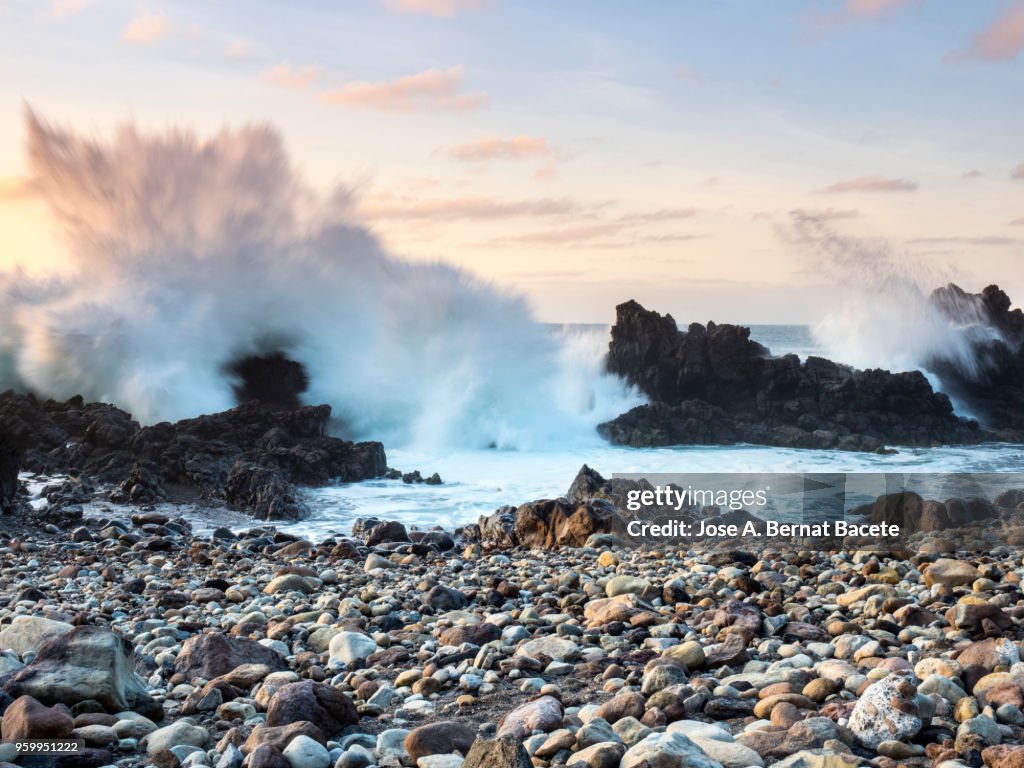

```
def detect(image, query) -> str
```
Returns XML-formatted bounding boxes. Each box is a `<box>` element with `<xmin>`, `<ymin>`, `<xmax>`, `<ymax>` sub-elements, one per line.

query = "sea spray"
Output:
<box><xmin>788</xmin><ymin>213</ymin><xmax>1004</xmax><ymax>415</ymax></box>
<box><xmin>0</xmin><ymin>110</ymin><xmax>643</xmax><ymax>448</ymax></box>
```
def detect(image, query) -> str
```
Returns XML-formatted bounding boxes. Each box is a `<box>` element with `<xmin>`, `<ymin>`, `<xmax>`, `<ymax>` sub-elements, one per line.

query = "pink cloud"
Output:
<box><xmin>382</xmin><ymin>0</ymin><xmax>481</xmax><ymax>16</ymax></box>
<box><xmin>320</xmin><ymin>66</ymin><xmax>488</xmax><ymax>112</ymax></box>
<box><xmin>950</xmin><ymin>1</ymin><xmax>1024</xmax><ymax>61</ymax></box>
<box><xmin>789</xmin><ymin>207</ymin><xmax>859</xmax><ymax>221</ymax></box>
<box><xmin>443</xmin><ymin>135</ymin><xmax>550</xmax><ymax>162</ymax></box>
<box><xmin>262</xmin><ymin>63</ymin><xmax>322</xmax><ymax>90</ymax></box>
<box><xmin>47</xmin><ymin>0</ymin><xmax>92</xmax><ymax>20</ymax></box>
<box><xmin>361</xmin><ymin>194</ymin><xmax>584</xmax><ymax>220</ymax></box>
<box><xmin>122</xmin><ymin>12</ymin><xmax>170</xmax><ymax>44</ymax></box>
<box><xmin>1011</xmin><ymin>217</ymin><xmax>1024</xmax><ymax>226</ymax></box>
<box><xmin>618</xmin><ymin>208</ymin><xmax>698</xmax><ymax>223</ymax></box>
<box><xmin>1013</xmin><ymin>162</ymin><xmax>1024</xmax><ymax>179</ymax></box>
<box><xmin>844</xmin><ymin>0</ymin><xmax>914</xmax><ymax>16</ymax></box>
<box><xmin>821</xmin><ymin>175</ymin><xmax>917</xmax><ymax>193</ymax></box>
<box><xmin>677</xmin><ymin>65</ymin><xmax>702</xmax><ymax>82</ymax></box>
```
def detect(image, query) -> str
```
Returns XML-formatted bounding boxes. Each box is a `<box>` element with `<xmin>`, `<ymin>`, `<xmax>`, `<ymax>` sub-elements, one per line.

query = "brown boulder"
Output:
<box><xmin>264</xmin><ymin>680</ymin><xmax>358</xmax><ymax>738</ymax></box>
<box><xmin>242</xmin><ymin>722</ymin><xmax>326</xmax><ymax>754</ymax></box>
<box><xmin>0</xmin><ymin>696</ymin><xmax>74</xmax><ymax>741</ymax></box>
<box><xmin>175</xmin><ymin>633</ymin><xmax>287</xmax><ymax>680</ymax></box>
<box><xmin>404</xmin><ymin>721</ymin><xmax>476</xmax><ymax>761</ymax></box>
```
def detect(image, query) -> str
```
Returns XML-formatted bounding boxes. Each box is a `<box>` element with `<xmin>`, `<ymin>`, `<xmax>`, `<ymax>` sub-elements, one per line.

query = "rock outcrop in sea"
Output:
<box><xmin>0</xmin><ymin>393</ymin><xmax>386</xmax><ymax>522</ymax></box>
<box><xmin>599</xmin><ymin>284</ymin><xmax>1024</xmax><ymax>450</ymax></box>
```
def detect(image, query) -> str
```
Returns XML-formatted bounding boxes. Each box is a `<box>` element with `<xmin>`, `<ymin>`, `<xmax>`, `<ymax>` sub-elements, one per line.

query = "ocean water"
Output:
<box><xmin>262</xmin><ymin>324</ymin><xmax>1024</xmax><ymax>540</ymax></box>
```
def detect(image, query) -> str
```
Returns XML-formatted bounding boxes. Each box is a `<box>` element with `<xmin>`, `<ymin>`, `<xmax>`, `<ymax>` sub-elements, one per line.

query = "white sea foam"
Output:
<box><xmin>0</xmin><ymin>110</ymin><xmax>642</xmax><ymax>449</ymax></box>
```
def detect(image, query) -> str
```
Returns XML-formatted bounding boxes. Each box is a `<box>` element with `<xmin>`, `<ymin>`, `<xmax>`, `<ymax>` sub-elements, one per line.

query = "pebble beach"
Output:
<box><xmin>3</xmin><ymin>488</ymin><xmax>1024</xmax><ymax>768</ymax></box>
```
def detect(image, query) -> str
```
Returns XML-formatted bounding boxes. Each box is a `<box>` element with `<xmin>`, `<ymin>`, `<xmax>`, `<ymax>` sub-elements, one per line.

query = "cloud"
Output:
<box><xmin>482</xmin><ymin>224</ymin><xmax>706</xmax><ymax>248</ymax></box>
<box><xmin>789</xmin><ymin>207</ymin><xmax>859</xmax><ymax>221</ymax></box>
<box><xmin>361</xmin><ymin>194</ymin><xmax>587</xmax><ymax>220</ymax></box>
<box><xmin>320</xmin><ymin>66</ymin><xmax>488</xmax><ymax>112</ymax></box>
<box><xmin>262</xmin><ymin>63</ymin><xmax>321</xmax><ymax>90</ymax></box>
<box><xmin>843</xmin><ymin>0</ymin><xmax>915</xmax><ymax>16</ymax></box>
<box><xmin>962</xmin><ymin>169</ymin><xmax>984</xmax><ymax>178</ymax></box>
<box><xmin>1013</xmin><ymin>162</ymin><xmax>1024</xmax><ymax>179</ymax></box>
<box><xmin>803</xmin><ymin>0</ymin><xmax>915</xmax><ymax>37</ymax></box>
<box><xmin>906</xmin><ymin>236</ymin><xmax>1022</xmax><ymax>246</ymax></box>
<box><xmin>225</xmin><ymin>40</ymin><xmax>253</xmax><ymax>59</ymax></box>
<box><xmin>382</xmin><ymin>0</ymin><xmax>481</xmax><ymax>16</ymax></box>
<box><xmin>1012</xmin><ymin>218</ymin><xmax>1024</xmax><ymax>226</ymax></box>
<box><xmin>618</xmin><ymin>208</ymin><xmax>698</xmax><ymax>223</ymax></box>
<box><xmin>949</xmin><ymin>1</ymin><xmax>1024</xmax><ymax>61</ymax></box>
<box><xmin>0</xmin><ymin>176</ymin><xmax>34</xmax><ymax>202</ymax></box>
<box><xmin>821</xmin><ymin>175</ymin><xmax>918</xmax><ymax>193</ymax></box>
<box><xmin>677</xmin><ymin>65</ymin><xmax>701</xmax><ymax>82</ymax></box>
<box><xmin>442</xmin><ymin>135</ymin><xmax>550</xmax><ymax>162</ymax></box>
<box><xmin>47</xmin><ymin>0</ymin><xmax>92</xmax><ymax>20</ymax></box>
<box><xmin>122</xmin><ymin>12</ymin><xmax>171</xmax><ymax>44</ymax></box>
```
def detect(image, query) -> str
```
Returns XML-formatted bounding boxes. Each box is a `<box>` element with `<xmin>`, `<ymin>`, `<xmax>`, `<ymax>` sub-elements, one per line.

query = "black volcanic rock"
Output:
<box><xmin>601</xmin><ymin>299</ymin><xmax>996</xmax><ymax>450</ymax></box>
<box><xmin>926</xmin><ymin>284</ymin><xmax>1024</xmax><ymax>434</ymax></box>
<box><xmin>0</xmin><ymin>392</ymin><xmax>386</xmax><ymax>521</ymax></box>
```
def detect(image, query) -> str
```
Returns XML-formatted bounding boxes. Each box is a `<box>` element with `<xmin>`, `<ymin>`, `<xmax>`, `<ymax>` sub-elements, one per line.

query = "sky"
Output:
<box><xmin>0</xmin><ymin>0</ymin><xmax>1022</xmax><ymax>324</ymax></box>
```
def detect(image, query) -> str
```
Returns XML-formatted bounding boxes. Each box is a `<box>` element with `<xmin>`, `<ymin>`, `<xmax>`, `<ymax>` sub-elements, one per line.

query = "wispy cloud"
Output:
<box><xmin>47</xmin><ymin>0</ymin><xmax>92</xmax><ymax>20</ymax></box>
<box><xmin>1011</xmin><ymin>217</ymin><xmax>1024</xmax><ymax>226</ymax></box>
<box><xmin>803</xmin><ymin>0</ymin><xmax>916</xmax><ymax>37</ymax></box>
<box><xmin>320</xmin><ymin>66</ymin><xmax>488</xmax><ymax>112</ymax></box>
<box><xmin>225</xmin><ymin>40</ymin><xmax>253</xmax><ymax>60</ymax></box>
<box><xmin>1013</xmin><ymin>162</ymin><xmax>1024</xmax><ymax>179</ymax></box>
<box><xmin>843</xmin><ymin>0</ymin><xmax>915</xmax><ymax>16</ymax></box>
<box><xmin>963</xmin><ymin>169</ymin><xmax>984</xmax><ymax>178</ymax></box>
<box><xmin>948</xmin><ymin>0</ymin><xmax>1024</xmax><ymax>61</ymax></box>
<box><xmin>789</xmin><ymin>207</ymin><xmax>859</xmax><ymax>221</ymax></box>
<box><xmin>361</xmin><ymin>193</ymin><xmax>588</xmax><ymax>220</ymax></box>
<box><xmin>442</xmin><ymin>135</ymin><xmax>550</xmax><ymax>162</ymax></box>
<box><xmin>677</xmin><ymin>64</ymin><xmax>702</xmax><ymax>82</ymax></box>
<box><xmin>262</xmin><ymin>63</ymin><xmax>322</xmax><ymax>90</ymax></box>
<box><xmin>821</xmin><ymin>175</ymin><xmax>917</xmax><ymax>193</ymax></box>
<box><xmin>618</xmin><ymin>208</ymin><xmax>698</xmax><ymax>223</ymax></box>
<box><xmin>382</xmin><ymin>0</ymin><xmax>481</xmax><ymax>17</ymax></box>
<box><xmin>907</xmin><ymin>236</ymin><xmax>1022</xmax><ymax>246</ymax></box>
<box><xmin>122</xmin><ymin>12</ymin><xmax>171</xmax><ymax>44</ymax></box>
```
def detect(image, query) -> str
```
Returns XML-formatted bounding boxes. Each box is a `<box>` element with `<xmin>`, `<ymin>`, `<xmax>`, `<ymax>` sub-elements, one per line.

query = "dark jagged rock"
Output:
<box><xmin>601</xmin><ymin>299</ymin><xmax>997</xmax><ymax>450</ymax></box>
<box><xmin>926</xmin><ymin>284</ymin><xmax>1024</xmax><ymax>434</ymax></box>
<box><xmin>0</xmin><ymin>393</ymin><xmax>386</xmax><ymax>521</ymax></box>
<box><xmin>0</xmin><ymin>428</ymin><xmax>22</xmax><ymax>511</ymax></box>
<box><xmin>227</xmin><ymin>352</ymin><xmax>308</xmax><ymax>411</ymax></box>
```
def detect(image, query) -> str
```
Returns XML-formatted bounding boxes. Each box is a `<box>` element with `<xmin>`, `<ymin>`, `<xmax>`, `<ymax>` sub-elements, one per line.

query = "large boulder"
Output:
<box><xmin>2</xmin><ymin>626</ymin><xmax>157</xmax><ymax>716</ymax></box>
<box><xmin>264</xmin><ymin>680</ymin><xmax>358</xmax><ymax>737</ymax></box>
<box><xmin>175</xmin><ymin>633</ymin><xmax>288</xmax><ymax>680</ymax></box>
<box><xmin>848</xmin><ymin>673</ymin><xmax>922</xmax><ymax>749</ymax></box>
<box><xmin>0</xmin><ymin>695</ymin><xmax>74</xmax><ymax>741</ymax></box>
<box><xmin>0</xmin><ymin>616</ymin><xmax>74</xmax><ymax>655</ymax></box>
